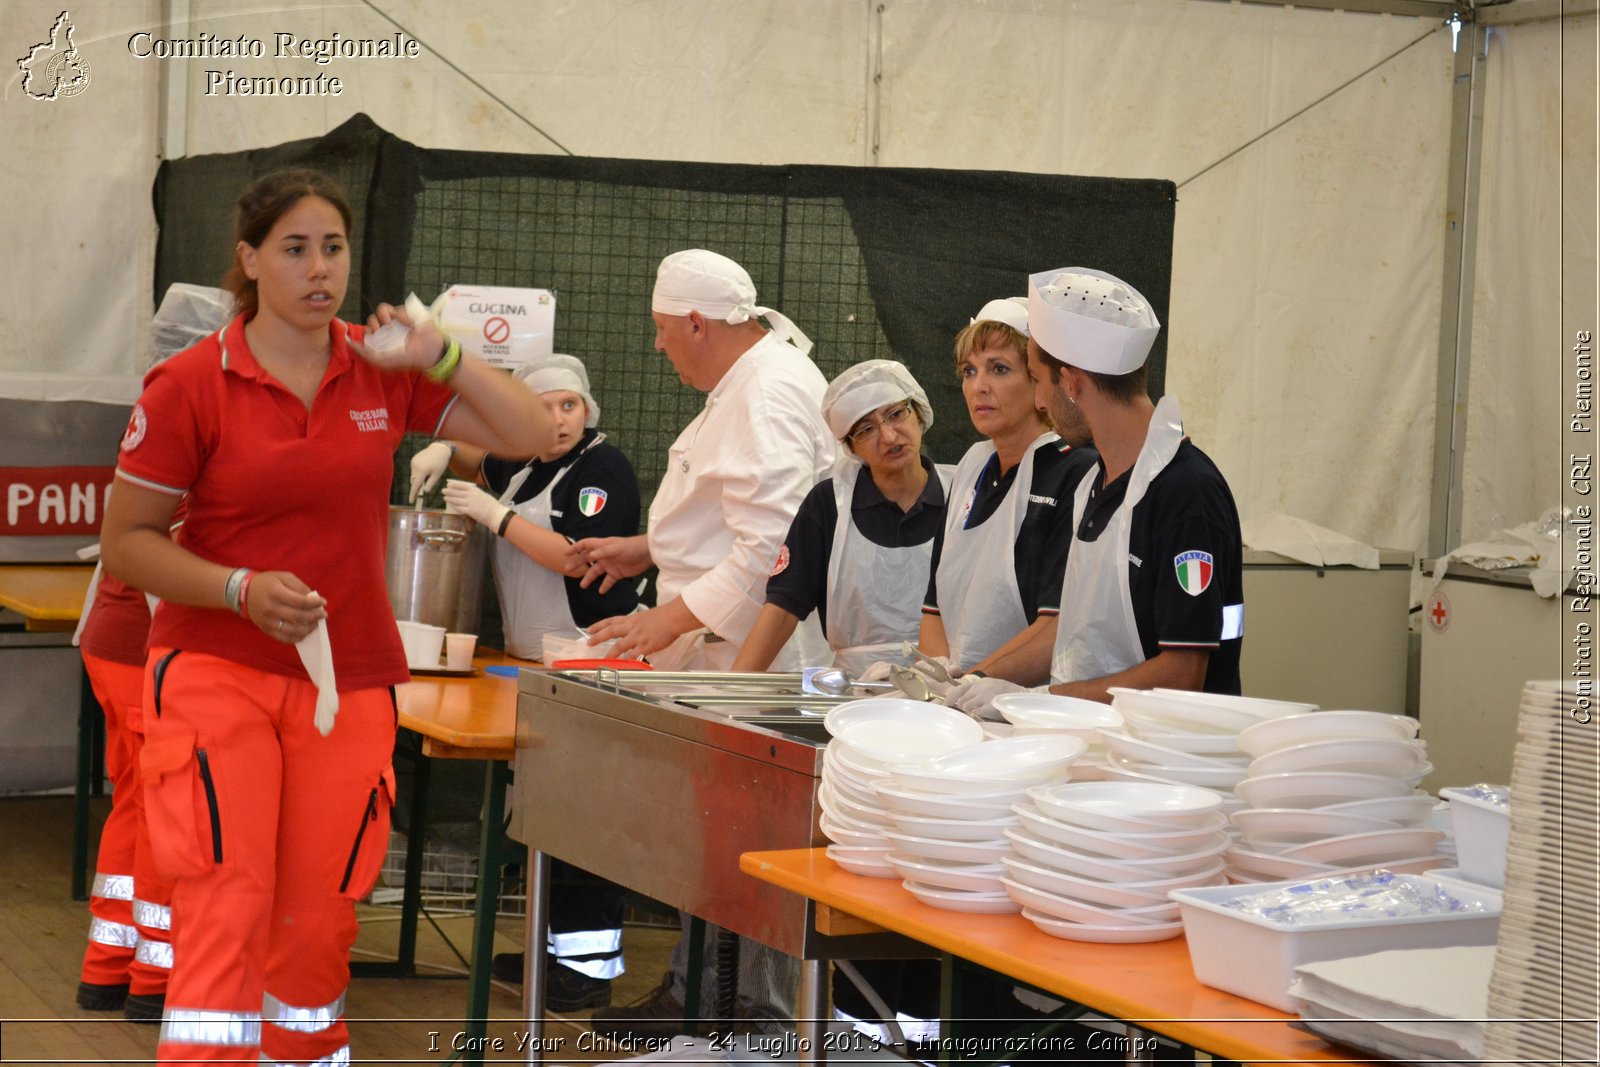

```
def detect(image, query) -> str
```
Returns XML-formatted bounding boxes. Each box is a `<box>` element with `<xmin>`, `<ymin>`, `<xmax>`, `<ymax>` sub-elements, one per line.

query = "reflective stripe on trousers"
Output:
<box><xmin>134</xmin><ymin>938</ymin><xmax>174</xmax><ymax>970</ymax></box>
<box><xmin>549</xmin><ymin>928</ymin><xmax>624</xmax><ymax>979</ymax></box>
<box><xmin>161</xmin><ymin>1008</ymin><xmax>263</xmax><ymax>1047</ymax></box>
<box><xmin>263</xmin><ymin>990</ymin><xmax>346</xmax><ymax>1033</ymax></box>
<box><xmin>133</xmin><ymin>898</ymin><xmax>172</xmax><ymax>931</ymax></box>
<box><xmin>88</xmin><ymin>917</ymin><xmax>138</xmax><ymax>948</ymax></box>
<box><xmin>259</xmin><ymin>1046</ymin><xmax>350</xmax><ymax>1066</ymax></box>
<box><xmin>92</xmin><ymin>872</ymin><xmax>135</xmax><ymax>900</ymax></box>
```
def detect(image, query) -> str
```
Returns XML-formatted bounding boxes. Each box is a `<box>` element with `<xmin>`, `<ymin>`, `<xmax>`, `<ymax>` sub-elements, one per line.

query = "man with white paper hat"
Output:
<box><xmin>949</xmin><ymin>266</ymin><xmax>1244</xmax><ymax>711</ymax></box>
<box><xmin>572</xmin><ymin>250</ymin><xmax>837</xmax><ymax>1039</ymax></box>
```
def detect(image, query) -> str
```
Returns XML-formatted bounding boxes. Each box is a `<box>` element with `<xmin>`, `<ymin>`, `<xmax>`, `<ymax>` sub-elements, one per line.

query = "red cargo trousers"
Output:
<box><xmin>141</xmin><ymin>649</ymin><xmax>396</xmax><ymax>1065</ymax></box>
<box><xmin>80</xmin><ymin>652</ymin><xmax>174</xmax><ymax>998</ymax></box>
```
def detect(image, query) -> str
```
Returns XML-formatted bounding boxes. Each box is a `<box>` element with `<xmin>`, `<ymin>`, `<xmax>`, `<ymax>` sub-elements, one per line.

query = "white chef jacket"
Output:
<box><xmin>648</xmin><ymin>332</ymin><xmax>839</xmax><ymax>647</ymax></box>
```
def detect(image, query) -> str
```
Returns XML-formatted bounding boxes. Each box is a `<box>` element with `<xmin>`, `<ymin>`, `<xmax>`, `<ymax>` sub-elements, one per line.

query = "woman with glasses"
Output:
<box><xmin>919</xmin><ymin>298</ymin><xmax>1098</xmax><ymax>671</ymax></box>
<box><xmin>730</xmin><ymin>360</ymin><xmax>946</xmax><ymax>676</ymax></box>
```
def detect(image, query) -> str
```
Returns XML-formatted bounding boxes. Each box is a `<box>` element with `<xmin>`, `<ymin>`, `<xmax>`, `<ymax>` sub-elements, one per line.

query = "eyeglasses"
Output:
<box><xmin>846</xmin><ymin>402</ymin><xmax>916</xmax><ymax>447</ymax></box>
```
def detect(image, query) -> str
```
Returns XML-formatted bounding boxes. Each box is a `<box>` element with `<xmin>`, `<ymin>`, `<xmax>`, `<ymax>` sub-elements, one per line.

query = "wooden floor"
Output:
<box><xmin>0</xmin><ymin>795</ymin><xmax>677</xmax><ymax>1065</ymax></box>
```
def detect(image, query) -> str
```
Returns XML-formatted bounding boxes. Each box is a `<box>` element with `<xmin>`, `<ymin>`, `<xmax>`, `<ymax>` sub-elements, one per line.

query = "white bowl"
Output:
<box><xmin>1026</xmin><ymin>781</ymin><xmax>1225</xmax><ymax>830</ymax></box>
<box><xmin>881</xmin><ymin>830</ymin><xmax>1011</xmax><ymax>864</ymax></box>
<box><xmin>1000</xmin><ymin>878</ymin><xmax>1181</xmax><ymax>926</ymax></box>
<box><xmin>1106</xmin><ymin>755</ymin><xmax>1249</xmax><ymax>790</ymax></box>
<box><xmin>1109</xmin><ymin>688</ymin><xmax>1262</xmax><ymax>733</ymax></box>
<box><xmin>1012</xmin><ymin>805</ymin><xmax>1229</xmax><ymax>859</ymax></box>
<box><xmin>825</xmin><ymin>844</ymin><xmax>896</xmax><ymax>878</ymax></box>
<box><xmin>1277</xmin><ymin>828</ymin><xmax>1446</xmax><ymax>867</ymax></box>
<box><xmin>1230</xmin><ymin>807</ymin><xmax>1402</xmax><ymax>846</ymax></box>
<box><xmin>993</xmin><ymin>693</ymin><xmax>1124</xmax><ymax>731</ymax></box>
<box><xmin>819</xmin><ymin>815</ymin><xmax>889</xmax><ymax>848</ymax></box>
<box><xmin>916</xmin><ymin>735</ymin><xmax>1089</xmax><ymax>782</ymax></box>
<box><xmin>1234</xmin><ymin>771</ymin><xmax>1414</xmax><ymax>810</ymax></box>
<box><xmin>826</xmin><ymin>742</ymin><xmax>895</xmax><ymax>780</ymax></box>
<box><xmin>1236</xmin><ymin>710</ymin><xmax>1421</xmax><ymax>758</ymax></box>
<box><xmin>1002</xmin><ymin>828</ymin><xmax>1229</xmax><ymax>881</ymax></box>
<box><xmin>823</xmin><ymin>765</ymin><xmax>887</xmax><ymax>810</ymax></box>
<box><xmin>824</xmin><ymin>699</ymin><xmax>983</xmax><ymax>764</ymax></box>
<box><xmin>1020</xmin><ymin>908</ymin><xmax>1185</xmax><ymax>943</ymax></box>
<box><xmin>1123</xmin><ymin>721</ymin><xmax>1247</xmax><ymax>755</ymax></box>
<box><xmin>888</xmin><ymin>766</ymin><xmax>1039</xmax><ymax>796</ymax></box>
<box><xmin>1247</xmin><ymin>738</ymin><xmax>1429</xmax><ymax>779</ymax></box>
<box><xmin>887</xmin><ymin>854</ymin><xmax>1006</xmax><ymax>893</ymax></box>
<box><xmin>871</xmin><ymin>781</ymin><xmax>1025</xmax><ymax>821</ymax></box>
<box><xmin>1000</xmin><ymin>853</ymin><xmax>1225</xmax><ymax>907</ymax></box>
<box><xmin>1221</xmin><ymin>845</ymin><xmax>1341</xmax><ymax>880</ymax></box>
<box><xmin>1316</xmin><ymin>793</ymin><xmax>1438</xmax><ymax>826</ymax></box>
<box><xmin>1151</xmin><ymin>689</ymin><xmax>1317</xmax><ymax>719</ymax></box>
<box><xmin>888</xmin><ymin>810</ymin><xmax>1021</xmax><ymax>842</ymax></box>
<box><xmin>818</xmin><ymin>781</ymin><xmax>893</xmax><ymax>827</ymax></box>
<box><xmin>902</xmin><ymin>880</ymin><xmax>1020</xmax><ymax>913</ymax></box>
<box><xmin>1099</xmin><ymin>730</ymin><xmax>1251</xmax><ymax>769</ymax></box>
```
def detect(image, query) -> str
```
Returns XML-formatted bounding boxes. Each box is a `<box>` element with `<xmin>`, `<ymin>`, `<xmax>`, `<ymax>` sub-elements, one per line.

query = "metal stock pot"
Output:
<box><xmin>385</xmin><ymin>507</ymin><xmax>487</xmax><ymax>633</ymax></box>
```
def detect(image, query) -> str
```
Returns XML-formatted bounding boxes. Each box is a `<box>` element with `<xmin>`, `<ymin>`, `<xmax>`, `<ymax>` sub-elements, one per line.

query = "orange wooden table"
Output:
<box><xmin>742</xmin><ymin>848</ymin><xmax>1372</xmax><ymax>1067</ymax></box>
<box><xmin>393</xmin><ymin>648</ymin><xmax>524</xmax><ymax>761</ymax></box>
<box><xmin>0</xmin><ymin>563</ymin><xmax>94</xmax><ymax>632</ymax></box>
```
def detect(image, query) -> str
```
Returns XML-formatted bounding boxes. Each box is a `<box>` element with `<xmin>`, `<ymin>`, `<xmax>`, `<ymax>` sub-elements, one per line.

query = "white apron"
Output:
<box><xmin>935</xmin><ymin>431</ymin><xmax>1059</xmax><ymax>670</ymax></box>
<box><xmin>823</xmin><ymin>460</ymin><xmax>948</xmax><ymax>678</ymax></box>
<box><xmin>1051</xmin><ymin>396</ymin><xmax>1186</xmax><ymax>684</ymax></box>
<box><xmin>491</xmin><ymin>436</ymin><xmax>602</xmax><ymax>660</ymax></box>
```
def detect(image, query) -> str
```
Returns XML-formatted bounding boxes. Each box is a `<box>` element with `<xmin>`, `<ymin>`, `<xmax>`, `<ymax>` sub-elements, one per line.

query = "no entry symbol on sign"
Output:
<box><xmin>483</xmin><ymin>317</ymin><xmax>511</xmax><ymax>344</ymax></box>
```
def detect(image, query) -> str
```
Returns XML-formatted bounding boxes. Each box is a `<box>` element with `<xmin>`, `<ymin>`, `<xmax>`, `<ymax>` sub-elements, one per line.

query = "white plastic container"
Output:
<box><xmin>1439</xmin><ymin>786</ymin><xmax>1510</xmax><ymax>889</ymax></box>
<box><xmin>1169</xmin><ymin>875</ymin><xmax>1502</xmax><ymax>1011</ymax></box>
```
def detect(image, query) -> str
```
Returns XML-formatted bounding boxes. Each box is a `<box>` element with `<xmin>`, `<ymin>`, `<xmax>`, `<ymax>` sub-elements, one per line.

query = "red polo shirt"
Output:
<box><xmin>115</xmin><ymin>315</ymin><xmax>457</xmax><ymax>690</ymax></box>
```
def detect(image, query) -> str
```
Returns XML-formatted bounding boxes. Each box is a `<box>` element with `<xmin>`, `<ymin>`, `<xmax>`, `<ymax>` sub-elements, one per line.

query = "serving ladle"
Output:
<box><xmin>801</xmin><ymin>666</ymin><xmax>896</xmax><ymax>696</ymax></box>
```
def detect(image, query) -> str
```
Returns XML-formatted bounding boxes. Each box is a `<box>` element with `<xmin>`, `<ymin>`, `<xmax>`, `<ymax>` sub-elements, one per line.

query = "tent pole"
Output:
<box><xmin>158</xmin><ymin>0</ymin><xmax>191</xmax><ymax>162</ymax></box>
<box><xmin>1429</xmin><ymin>16</ymin><xmax>1491</xmax><ymax>558</ymax></box>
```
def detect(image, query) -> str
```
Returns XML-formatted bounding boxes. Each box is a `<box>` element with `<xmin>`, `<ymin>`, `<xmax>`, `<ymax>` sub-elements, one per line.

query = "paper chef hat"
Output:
<box><xmin>821</xmin><ymin>359</ymin><xmax>933</xmax><ymax>443</ymax></box>
<box><xmin>652</xmin><ymin>249</ymin><xmax>813</xmax><ymax>356</ymax></box>
<box><xmin>514</xmin><ymin>353</ymin><xmax>601</xmax><ymax>427</ymax></box>
<box><xmin>1027</xmin><ymin>268</ymin><xmax>1161</xmax><ymax>375</ymax></box>
<box><xmin>971</xmin><ymin>296</ymin><xmax>1030</xmax><ymax>336</ymax></box>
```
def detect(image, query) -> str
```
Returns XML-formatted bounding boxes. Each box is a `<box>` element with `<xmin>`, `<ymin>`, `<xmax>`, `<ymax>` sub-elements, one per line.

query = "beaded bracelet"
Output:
<box><xmin>426</xmin><ymin>337</ymin><xmax>463</xmax><ymax>383</ymax></box>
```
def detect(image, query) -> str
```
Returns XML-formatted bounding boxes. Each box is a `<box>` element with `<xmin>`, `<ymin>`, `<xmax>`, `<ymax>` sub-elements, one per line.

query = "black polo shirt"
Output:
<box><xmin>764</xmin><ymin>456</ymin><xmax>946</xmax><ymax>642</ymax></box>
<box><xmin>1073</xmin><ymin>439</ymin><xmax>1243</xmax><ymax>694</ymax></box>
<box><xmin>480</xmin><ymin>428</ymin><xmax>642</xmax><ymax>627</ymax></box>
<box><xmin>923</xmin><ymin>441</ymin><xmax>1099</xmax><ymax>623</ymax></box>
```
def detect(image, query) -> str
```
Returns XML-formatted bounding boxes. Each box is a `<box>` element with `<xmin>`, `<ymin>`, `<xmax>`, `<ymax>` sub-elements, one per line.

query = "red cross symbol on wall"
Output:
<box><xmin>1427</xmin><ymin>592</ymin><xmax>1451</xmax><ymax>635</ymax></box>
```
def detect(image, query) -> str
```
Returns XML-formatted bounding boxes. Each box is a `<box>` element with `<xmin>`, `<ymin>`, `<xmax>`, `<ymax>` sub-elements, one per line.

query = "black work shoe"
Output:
<box><xmin>490</xmin><ymin>952</ymin><xmax>525</xmax><ymax>983</ymax></box>
<box><xmin>546</xmin><ymin>964</ymin><xmax>612</xmax><ymax>1012</ymax></box>
<box><xmin>76</xmin><ymin>981</ymin><xmax>129</xmax><ymax>1011</ymax></box>
<box><xmin>588</xmin><ymin>971</ymin><xmax>685</xmax><ymax>1043</ymax></box>
<box><xmin>123</xmin><ymin>992</ymin><xmax>165</xmax><ymax>1023</ymax></box>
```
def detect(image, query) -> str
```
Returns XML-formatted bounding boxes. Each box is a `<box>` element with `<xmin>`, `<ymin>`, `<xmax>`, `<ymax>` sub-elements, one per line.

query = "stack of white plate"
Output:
<box><xmin>875</xmin><ymin>734</ymin><xmax>1088</xmax><ymax>912</ymax></box>
<box><xmin>989</xmin><ymin>693</ymin><xmax>1124</xmax><ymax>777</ymax></box>
<box><xmin>819</xmin><ymin>699</ymin><xmax>984</xmax><ymax>878</ymax></box>
<box><xmin>1000</xmin><ymin>781</ymin><xmax>1230</xmax><ymax>942</ymax></box>
<box><xmin>1225</xmin><ymin>710</ymin><xmax>1445</xmax><ymax>883</ymax></box>
<box><xmin>1483</xmin><ymin>681</ymin><xmax>1599</xmax><ymax>1067</ymax></box>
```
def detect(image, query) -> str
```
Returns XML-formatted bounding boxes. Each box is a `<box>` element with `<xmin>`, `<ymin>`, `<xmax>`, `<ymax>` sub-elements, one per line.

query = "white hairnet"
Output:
<box><xmin>152</xmin><ymin>283</ymin><xmax>232</xmax><ymax>368</ymax></box>
<box><xmin>514</xmin><ymin>353</ymin><xmax>600</xmax><ymax>427</ymax></box>
<box><xmin>971</xmin><ymin>296</ymin><xmax>1029</xmax><ymax>336</ymax></box>
<box><xmin>1027</xmin><ymin>267</ymin><xmax>1160</xmax><ymax>374</ymax></box>
<box><xmin>651</xmin><ymin>248</ymin><xmax>813</xmax><ymax>356</ymax></box>
<box><xmin>821</xmin><ymin>359</ymin><xmax>932</xmax><ymax>443</ymax></box>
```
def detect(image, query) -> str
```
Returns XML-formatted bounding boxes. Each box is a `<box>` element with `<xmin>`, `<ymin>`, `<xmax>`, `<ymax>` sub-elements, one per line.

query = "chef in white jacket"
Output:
<box><xmin>574</xmin><ymin>249</ymin><xmax>837</xmax><ymax>671</ymax></box>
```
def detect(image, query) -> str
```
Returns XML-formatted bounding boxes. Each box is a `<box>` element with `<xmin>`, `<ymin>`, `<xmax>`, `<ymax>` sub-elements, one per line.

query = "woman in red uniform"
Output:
<box><xmin>101</xmin><ymin>168</ymin><xmax>551</xmax><ymax>1065</ymax></box>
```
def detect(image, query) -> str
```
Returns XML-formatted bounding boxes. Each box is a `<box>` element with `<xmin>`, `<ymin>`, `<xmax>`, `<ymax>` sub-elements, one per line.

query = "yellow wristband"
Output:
<box><xmin>426</xmin><ymin>337</ymin><xmax>462</xmax><ymax>383</ymax></box>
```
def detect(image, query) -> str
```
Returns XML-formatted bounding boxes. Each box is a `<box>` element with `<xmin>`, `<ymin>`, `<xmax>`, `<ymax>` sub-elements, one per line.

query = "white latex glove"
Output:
<box><xmin>944</xmin><ymin>675</ymin><xmax>1026</xmax><ymax>720</ymax></box>
<box><xmin>858</xmin><ymin>661</ymin><xmax>896</xmax><ymax>683</ymax></box>
<box><xmin>409</xmin><ymin>441</ymin><xmax>456</xmax><ymax>502</ymax></box>
<box><xmin>441</xmin><ymin>480</ymin><xmax>511</xmax><ymax>532</ymax></box>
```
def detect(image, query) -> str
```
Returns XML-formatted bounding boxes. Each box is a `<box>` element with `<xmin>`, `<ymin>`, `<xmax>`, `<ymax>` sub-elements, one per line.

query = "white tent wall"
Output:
<box><xmin>1466</xmin><ymin>14</ymin><xmax>1597</xmax><ymax>540</ymax></box>
<box><xmin>4</xmin><ymin>0</ymin><xmax>1579</xmax><ymax>558</ymax></box>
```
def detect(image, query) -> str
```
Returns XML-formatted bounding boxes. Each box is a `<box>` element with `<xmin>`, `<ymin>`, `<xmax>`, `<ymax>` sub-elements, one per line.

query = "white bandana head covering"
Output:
<box><xmin>651</xmin><ymin>248</ymin><xmax>814</xmax><ymax>356</ymax></box>
<box><xmin>1028</xmin><ymin>267</ymin><xmax>1160</xmax><ymax>374</ymax></box>
<box><xmin>971</xmin><ymin>296</ymin><xmax>1030</xmax><ymax>337</ymax></box>
<box><xmin>513</xmin><ymin>353</ymin><xmax>600</xmax><ymax>427</ymax></box>
<box><xmin>822</xmin><ymin>359</ymin><xmax>933</xmax><ymax>445</ymax></box>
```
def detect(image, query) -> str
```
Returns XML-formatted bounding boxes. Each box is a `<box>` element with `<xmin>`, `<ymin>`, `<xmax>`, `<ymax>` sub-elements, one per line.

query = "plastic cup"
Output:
<box><xmin>446</xmin><ymin>632</ymin><xmax>478</xmax><ymax>671</ymax></box>
<box><xmin>412</xmin><ymin>624</ymin><xmax>446</xmax><ymax>668</ymax></box>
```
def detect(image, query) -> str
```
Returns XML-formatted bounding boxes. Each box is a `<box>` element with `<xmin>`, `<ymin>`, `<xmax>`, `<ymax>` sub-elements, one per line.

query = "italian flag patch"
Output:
<box><xmin>577</xmin><ymin>487</ymin><xmax>607</xmax><ymax>516</ymax></box>
<box><xmin>1173</xmin><ymin>550</ymin><xmax>1214</xmax><ymax>596</ymax></box>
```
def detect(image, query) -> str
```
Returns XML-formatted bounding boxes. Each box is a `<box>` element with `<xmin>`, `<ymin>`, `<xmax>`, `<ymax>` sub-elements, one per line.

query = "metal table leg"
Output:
<box><xmin>796</xmin><ymin>958</ymin><xmax>828</xmax><ymax>1066</ymax></box>
<box><xmin>463</xmin><ymin>759</ymin><xmax>510</xmax><ymax>1066</ymax></box>
<box><xmin>522</xmin><ymin>849</ymin><xmax>551</xmax><ymax>1065</ymax></box>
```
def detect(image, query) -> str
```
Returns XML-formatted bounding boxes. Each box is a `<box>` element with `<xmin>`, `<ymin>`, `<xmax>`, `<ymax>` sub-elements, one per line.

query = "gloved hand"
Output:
<box><xmin>409</xmin><ymin>441</ymin><xmax>456</xmax><ymax>502</ymax></box>
<box><xmin>944</xmin><ymin>675</ymin><xmax>1026</xmax><ymax>720</ymax></box>
<box><xmin>858</xmin><ymin>661</ymin><xmax>896</xmax><ymax>683</ymax></box>
<box><xmin>441</xmin><ymin>480</ymin><xmax>511</xmax><ymax>532</ymax></box>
